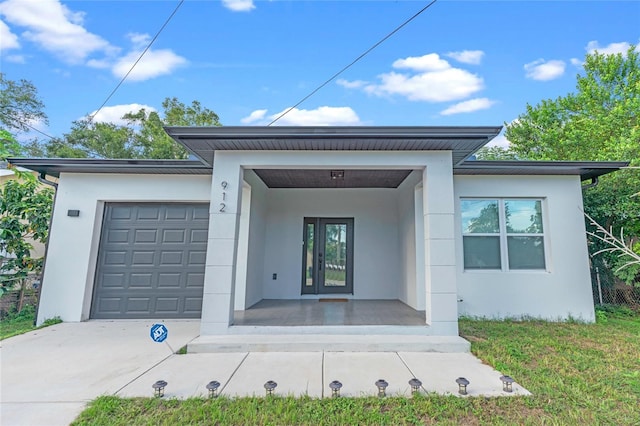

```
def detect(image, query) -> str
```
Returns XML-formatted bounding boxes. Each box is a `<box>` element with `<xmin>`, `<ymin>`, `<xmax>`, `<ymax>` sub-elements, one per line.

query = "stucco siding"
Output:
<box><xmin>454</xmin><ymin>175</ymin><xmax>595</xmax><ymax>321</ymax></box>
<box><xmin>242</xmin><ymin>170</ymin><xmax>268</xmax><ymax>308</ymax></box>
<box><xmin>37</xmin><ymin>173</ymin><xmax>211</xmax><ymax>324</ymax></box>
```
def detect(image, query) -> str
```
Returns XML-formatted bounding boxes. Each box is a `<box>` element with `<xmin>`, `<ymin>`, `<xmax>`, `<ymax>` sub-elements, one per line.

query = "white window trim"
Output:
<box><xmin>462</xmin><ymin>198</ymin><xmax>548</xmax><ymax>272</ymax></box>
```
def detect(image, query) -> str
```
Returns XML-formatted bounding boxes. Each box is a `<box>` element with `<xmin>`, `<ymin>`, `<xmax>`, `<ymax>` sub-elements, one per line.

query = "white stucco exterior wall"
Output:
<box><xmin>36</xmin><ymin>173</ymin><xmax>211</xmax><ymax>325</ymax></box>
<box><xmin>396</xmin><ymin>171</ymin><xmax>422</xmax><ymax>310</ymax></box>
<box><xmin>242</xmin><ymin>170</ymin><xmax>268</xmax><ymax>309</ymax></box>
<box><xmin>454</xmin><ymin>175</ymin><xmax>595</xmax><ymax>321</ymax></box>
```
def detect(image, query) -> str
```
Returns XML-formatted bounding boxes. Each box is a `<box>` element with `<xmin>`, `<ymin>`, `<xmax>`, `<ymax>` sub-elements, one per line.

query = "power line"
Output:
<box><xmin>1</xmin><ymin>118</ymin><xmax>56</xmax><ymax>140</ymax></box>
<box><xmin>89</xmin><ymin>0</ymin><xmax>185</xmax><ymax>122</ymax></box>
<box><xmin>267</xmin><ymin>0</ymin><xmax>439</xmax><ymax>126</ymax></box>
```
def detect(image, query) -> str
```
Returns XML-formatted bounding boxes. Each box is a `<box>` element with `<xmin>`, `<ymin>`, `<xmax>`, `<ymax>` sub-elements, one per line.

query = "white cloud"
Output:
<box><xmin>0</xmin><ymin>0</ymin><xmax>114</xmax><ymax>63</ymax></box>
<box><xmin>440</xmin><ymin>98</ymin><xmax>496</xmax><ymax>116</ymax></box>
<box><xmin>109</xmin><ymin>33</ymin><xmax>187</xmax><ymax>82</ymax></box>
<box><xmin>348</xmin><ymin>53</ymin><xmax>484</xmax><ymax>103</ymax></box>
<box><xmin>336</xmin><ymin>79</ymin><xmax>368</xmax><ymax>89</ymax></box>
<box><xmin>222</xmin><ymin>0</ymin><xmax>255</xmax><ymax>12</ymax></box>
<box><xmin>5</xmin><ymin>54</ymin><xmax>25</xmax><ymax>63</ymax></box>
<box><xmin>586</xmin><ymin>40</ymin><xmax>633</xmax><ymax>55</ymax></box>
<box><xmin>485</xmin><ymin>133</ymin><xmax>510</xmax><ymax>148</ymax></box>
<box><xmin>392</xmin><ymin>53</ymin><xmax>451</xmax><ymax>72</ymax></box>
<box><xmin>87</xmin><ymin>103</ymin><xmax>156</xmax><ymax>125</ymax></box>
<box><xmin>0</xmin><ymin>19</ymin><xmax>19</xmax><ymax>50</ymax></box>
<box><xmin>570</xmin><ymin>58</ymin><xmax>583</xmax><ymax>67</ymax></box>
<box><xmin>446</xmin><ymin>50</ymin><xmax>484</xmax><ymax>65</ymax></box>
<box><xmin>240</xmin><ymin>109</ymin><xmax>267</xmax><ymax>124</ymax></box>
<box><xmin>524</xmin><ymin>59</ymin><xmax>566</xmax><ymax>81</ymax></box>
<box><xmin>241</xmin><ymin>106</ymin><xmax>361</xmax><ymax>126</ymax></box>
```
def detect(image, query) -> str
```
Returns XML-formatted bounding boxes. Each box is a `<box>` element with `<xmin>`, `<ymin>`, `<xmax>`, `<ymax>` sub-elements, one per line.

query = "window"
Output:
<box><xmin>461</xmin><ymin>199</ymin><xmax>546</xmax><ymax>271</ymax></box>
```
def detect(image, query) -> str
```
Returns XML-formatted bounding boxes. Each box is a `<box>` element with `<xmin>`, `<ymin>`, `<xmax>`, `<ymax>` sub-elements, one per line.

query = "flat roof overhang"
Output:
<box><xmin>6</xmin><ymin>158</ymin><xmax>212</xmax><ymax>178</ymax></box>
<box><xmin>454</xmin><ymin>160</ymin><xmax>630</xmax><ymax>181</ymax></box>
<box><xmin>164</xmin><ymin>126</ymin><xmax>504</xmax><ymax>167</ymax></box>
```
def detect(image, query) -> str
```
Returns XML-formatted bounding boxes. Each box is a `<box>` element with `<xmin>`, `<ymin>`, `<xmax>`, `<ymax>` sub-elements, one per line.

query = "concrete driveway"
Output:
<box><xmin>1</xmin><ymin>320</ymin><xmax>200</xmax><ymax>426</ymax></box>
<box><xmin>1</xmin><ymin>321</ymin><xmax>529</xmax><ymax>426</ymax></box>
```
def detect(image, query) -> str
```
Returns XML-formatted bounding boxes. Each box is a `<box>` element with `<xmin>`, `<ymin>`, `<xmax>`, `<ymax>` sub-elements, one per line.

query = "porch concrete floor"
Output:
<box><xmin>233</xmin><ymin>299</ymin><xmax>426</xmax><ymax>326</ymax></box>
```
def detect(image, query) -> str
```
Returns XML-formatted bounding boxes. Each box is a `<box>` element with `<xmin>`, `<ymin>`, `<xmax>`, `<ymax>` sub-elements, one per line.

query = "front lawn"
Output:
<box><xmin>0</xmin><ymin>304</ymin><xmax>62</xmax><ymax>340</ymax></box>
<box><xmin>73</xmin><ymin>310</ymin><xmax>640</xmax><ymax>425</ymax></box>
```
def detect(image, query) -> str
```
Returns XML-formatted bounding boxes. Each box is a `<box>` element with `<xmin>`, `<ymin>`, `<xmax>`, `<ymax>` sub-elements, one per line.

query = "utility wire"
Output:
<box><xmin>89</xmin><ymin>0</ymin><xmax>185</xmax><ymax>122</ymax></box>
<box><xmin>267</xmin><ymin>0</ymin><xmax>439</xmax><ymax>126</ymax></box>
<box><xmin>2</xmin><ymin>118</ymin><xmax>56</xmax><ymax>140</ymax></box>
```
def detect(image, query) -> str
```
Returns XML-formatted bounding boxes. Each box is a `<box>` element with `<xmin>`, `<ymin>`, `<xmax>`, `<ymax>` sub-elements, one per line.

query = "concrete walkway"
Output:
<box><xmin>1</xmin><ymin>321</ymin><xmax>529</xmax><ymax>426</ymax></box>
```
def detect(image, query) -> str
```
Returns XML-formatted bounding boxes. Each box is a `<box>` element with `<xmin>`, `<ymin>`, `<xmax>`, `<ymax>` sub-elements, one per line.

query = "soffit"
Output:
<box><xmin>6</xmin><ymin>158</ymin><xmax>212</xmax><ymax>178</ymax></box>
<box><xmin>454</xmin><ymin>160</ymin><xmax>630</xmax><ymax>181</ymax></box>
<box><xmin>164</xmin><ymin>126</ymin><xmax>503</xmax><ymax>167</ymax></box>
<box><xmin>253</xmin><ymin>169</ymin><xmax>413</xmax><ymax>188</ymax></box>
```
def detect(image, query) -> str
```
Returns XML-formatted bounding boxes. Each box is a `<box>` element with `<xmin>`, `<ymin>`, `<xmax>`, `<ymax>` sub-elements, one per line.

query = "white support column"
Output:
<box><xmin>423</xmin><ymin>154</ymin><xmax>459</xmax><ymax>336</ymax></box>
<box><xmin>201</xmin><ymin>153</ymin><xmax>243</xmax><ymax>335</ymax></box>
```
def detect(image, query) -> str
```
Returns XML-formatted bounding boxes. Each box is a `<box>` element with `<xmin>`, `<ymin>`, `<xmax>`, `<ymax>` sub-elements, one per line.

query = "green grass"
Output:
<box><xmin>72</xmin><ymin>309</ymin><xmax>640</xmax><ymax>425</ymax></box>
<box><xmin>0</xmin><ymin>304</ymin><xmax>62</xmax><ymax>340</ymax></box>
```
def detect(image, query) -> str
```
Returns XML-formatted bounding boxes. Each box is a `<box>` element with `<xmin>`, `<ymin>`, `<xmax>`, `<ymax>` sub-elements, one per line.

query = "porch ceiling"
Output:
<box><xmin>164</xmin><ymin>126</ymin><xmax>503</xmax><ymax>167</ymax></box>
<box><xmin>252</xmin><ymin>169</ymin><xmax>413</xmax><ymax>188</ymax></box>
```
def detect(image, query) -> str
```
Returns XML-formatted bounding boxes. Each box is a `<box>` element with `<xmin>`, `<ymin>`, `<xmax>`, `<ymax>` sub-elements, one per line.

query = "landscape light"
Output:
<box><xmin>206</xmin><ymin>380</ymin><xmax>220</xmax><ymax>398</ymax></box>
<box><xmin>375</xmin><ymin>379</ymin><xmax>389</xmax><ymax>397</ymax></box>
<box><xmin>264</xmin><ymin>380</ymin><xmax>277</xmax><ymax>396</ymax></box>
<box><xmin>152</xmin><ymin>380</ymin><xmax>167</xmax><ymax>397</ymax></box>
<box><xmin>329</xmin><ymin>380</ymin><xmax>343</xmax><ymax>398</ymax></box>
<box><xmin>455</xmin><ymin>377</ymin><xmax>470</xmax><ymax>395</ymax></box>
<box><xmin>500</xmin><ymin>375</ymin><xmax>515</xmax><ymax>393</ymax></box>
<box><xmin>408</xmin><ymin>378</ymin><xmax>422</xmax><ymax>394</ymax></box>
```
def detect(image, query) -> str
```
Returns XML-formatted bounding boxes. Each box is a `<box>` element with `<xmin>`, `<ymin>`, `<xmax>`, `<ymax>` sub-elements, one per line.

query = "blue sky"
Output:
<box><xmin>1</xmin><ymin>0</ymin><xmax>638</xmax><ymax>147</ymax></box>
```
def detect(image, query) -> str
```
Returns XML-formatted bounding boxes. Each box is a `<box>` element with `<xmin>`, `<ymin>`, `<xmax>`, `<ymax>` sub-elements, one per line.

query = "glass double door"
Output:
<box><xmin>302</xmin><ymin>218</ymin><xmax>354</xmax><ymax>294</ymax></box>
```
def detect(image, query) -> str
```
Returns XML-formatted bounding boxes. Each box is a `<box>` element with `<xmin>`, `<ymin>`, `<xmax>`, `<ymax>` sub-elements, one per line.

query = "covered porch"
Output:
<box><xmin>233</xmin><ymin>299</ymin><xmax>426</xmax><ymax>327</ymax></box>
<box><xmin>164</xmin><ymin>126</ymin><xmax>502</xmax><ymax>337</ymax></box>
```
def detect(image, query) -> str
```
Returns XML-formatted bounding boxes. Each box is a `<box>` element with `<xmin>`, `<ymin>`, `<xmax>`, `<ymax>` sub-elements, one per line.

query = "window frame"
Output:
<box><xmin>461</xmin><ymin>198</ymin><xmax>548</xmax><ymax>272</ymax></box>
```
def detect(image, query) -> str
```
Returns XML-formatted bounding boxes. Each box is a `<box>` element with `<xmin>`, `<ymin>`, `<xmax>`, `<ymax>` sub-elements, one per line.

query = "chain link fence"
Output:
<box><xmin>591</xmin><ymin>257</ymin><xmax>640</xmax><ymax>308</ymax></box>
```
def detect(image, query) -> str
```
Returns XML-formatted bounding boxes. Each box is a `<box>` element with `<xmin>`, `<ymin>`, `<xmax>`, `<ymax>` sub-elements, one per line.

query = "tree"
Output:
<box><xmin>36</xmin><ymin>97</ymin><xmax>222</xmax><ymax>159</ymax></box>
<box><xmin>505</xmin><ymin>45</ymin><xmax>639</xmax><ymax>285</ymax></box>
<box><xmin>0</xmin><ymin>179</ymin><xmax>54</xmax><ymax>310</ymax></box>
<box><xmin>474</xmin><ymin>146</ymin><xmax>518</xmax><ymax>160</ymax></box>
<box><xmin>0</xmin><ymin>73</ymin><xmax>48</xmax><ymax>135</ymax></box>
<box><xmin>1</xmin><ymin>74</ymin><xmax>48</xmax><ymax>160</ymax></box>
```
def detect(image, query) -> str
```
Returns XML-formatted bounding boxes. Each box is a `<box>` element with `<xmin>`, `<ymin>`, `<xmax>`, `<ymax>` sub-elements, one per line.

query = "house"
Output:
<box><xmin>9</xmin><ymin>126</ymin><xmax>627</xmax><ymax>340</ymax></box>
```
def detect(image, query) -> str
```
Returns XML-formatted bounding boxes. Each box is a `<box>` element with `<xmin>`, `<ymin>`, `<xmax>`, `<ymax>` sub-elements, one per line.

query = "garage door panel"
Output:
<box><xmin>184</xmin><ymin>297</ymin><xmax>204</xmax><ymax>314</ymax></box>
<box><xmin>105</xmin><ymin>251</ymin><xmax>127</xmax><ymax>265</ymax></box>
<box><xmin>136</xmin><ymin>206</ymin><xmax>161</xmax><ymax>220</ymax></box>
<box><xmin>190</xmin><ymin>229</ymin><xmax>208</xmax><ymax>243</ymax></box>
<box><xmin>130</xmin><ymin>273</ymin><xmax>153</xmax><ymax>288</ymax></box>
<box><xmin>165</xmin><ymin>206</ymin><xmax>188</xmax><ymax>220</ymax></box>
<box><xmin>110</xmin><ymin>206</ymin><xmax>133</xmax><ymax>220</ymax></box>
<box><xmin>186</xmin><ymin>273</ymin><xmax>205</xmax><ymax>288</ymax></box>
<box><xmin>91</xmin><ymin>203</ymin><xmax>209</xmax><ymax>319</ymax></box>
<box><xmin>158</xmin><ymin>273</ymin><xmax>181</xmax><ymax>288</ymax></box>
<box><xmin>134</xmin><ymin>229</ymin><xmax>157</xmax><ymax>243</ymax></box>
<box><xmin>162</xmin><ymin>229</ymin><xmax>186</xmax><ymax>243</ymax></box>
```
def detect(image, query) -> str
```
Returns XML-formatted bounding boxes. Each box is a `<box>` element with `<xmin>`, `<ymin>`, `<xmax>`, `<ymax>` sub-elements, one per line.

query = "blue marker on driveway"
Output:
<box><xmin>150</xmin><ymin>323</ymin><xmax>169</xmax><ymax>343</ymax></box>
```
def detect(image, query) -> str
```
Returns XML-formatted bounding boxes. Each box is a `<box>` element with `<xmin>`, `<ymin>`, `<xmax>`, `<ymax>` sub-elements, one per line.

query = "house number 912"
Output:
<box><xmin>219</xmin><ymin>181</ymin><xmax>228</xmax><ymax>212</ymax></box>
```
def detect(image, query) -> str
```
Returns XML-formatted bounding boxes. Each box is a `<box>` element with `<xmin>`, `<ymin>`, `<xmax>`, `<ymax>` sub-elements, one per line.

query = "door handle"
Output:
<box><xmin>318</xmin><ymin>253</ymin><xmax>323</xmax><ymax>271</ymax></box>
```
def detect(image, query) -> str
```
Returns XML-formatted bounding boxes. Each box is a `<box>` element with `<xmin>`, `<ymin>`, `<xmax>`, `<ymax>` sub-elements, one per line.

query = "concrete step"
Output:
<box><xmin>187</xmin><ymin>334</ymin><xmax>471</xmax><ymax>353</ymax></box>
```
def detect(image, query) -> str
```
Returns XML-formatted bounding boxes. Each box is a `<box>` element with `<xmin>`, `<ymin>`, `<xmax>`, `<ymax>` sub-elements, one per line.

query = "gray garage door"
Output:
<box><xmin>91</xmin><ymin>203</ymin><xmax>209</xmax><ymax>319</ymax></box>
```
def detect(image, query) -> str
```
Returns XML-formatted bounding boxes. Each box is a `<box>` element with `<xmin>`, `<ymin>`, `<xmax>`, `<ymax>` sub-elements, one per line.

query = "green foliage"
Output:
<box><xmin>0</xmin><ymin>73</ymin><xmax>48</xmax><ymax>134</ymax></box>
<box><xmin>505</xmin><ymin>45</ymin><xmax>640</xmax><ymax>284</ymax></box>
<box><xmin>40</xmin><ymin>316</ymin><xmax>62</xmax><ymax>327</ymax></box>
<box><xmin>0</xmin><ymin>179</ymin><xmax>54</xmax><ymax>296</ymax></box>
<box><xmin>35</xmin><ymin>97</ymin><xmax>221</xmax><ymax>160</ymax></box>
<box><xmin>1</xmin><ymin>129</ymin><xmax>21</xmax><ymax>158</ymax></box>
<box><xmin>474</xmin><ymin>146</ymin><xmax>519</xmax><ymax>160</ymax></box>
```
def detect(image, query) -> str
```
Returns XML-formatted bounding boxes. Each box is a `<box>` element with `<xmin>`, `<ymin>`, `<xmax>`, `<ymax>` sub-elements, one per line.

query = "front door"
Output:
<box><xmin>302</xmin><ymin>218</ymin><xmax>354</xmax><ymax>294</ymax></box>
